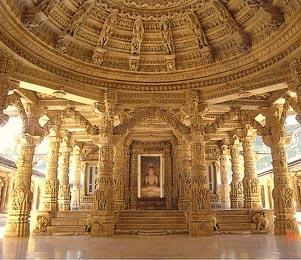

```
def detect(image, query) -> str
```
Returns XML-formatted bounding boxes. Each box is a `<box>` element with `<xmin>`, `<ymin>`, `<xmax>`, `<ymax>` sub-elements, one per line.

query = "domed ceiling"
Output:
<box><xmin>0</xmin><ymin>0</ymin><xmax>300</xmax><ymax>92</ymax></box>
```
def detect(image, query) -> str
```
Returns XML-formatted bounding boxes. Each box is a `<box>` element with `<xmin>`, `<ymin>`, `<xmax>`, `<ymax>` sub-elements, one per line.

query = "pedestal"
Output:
<box><xmin>189</xmin><ymin>214</ymin><xmax>214</xmax><ymax>236</ymax></box>
<box><xmin>136</xmin><ymin>198</ymin><xmax>166</xmax><ymax>210</ymax></box>
<box><xmin>91</xmin><ymin>214</ymin><xmax>114</xmax><ymax>237</ymax></box>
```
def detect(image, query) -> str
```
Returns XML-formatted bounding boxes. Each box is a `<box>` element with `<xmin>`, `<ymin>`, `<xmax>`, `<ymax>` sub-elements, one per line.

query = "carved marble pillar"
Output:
<box><xmin>214</xmin><ymin>161</ymin><xmax>221</xmax><ymax>202</ymax></box>
<box><xmin>241</xmin><ymin>127</ymin><xmax>262</xmax><ymax>209</ymax></box>
<box><xmin>80</xmin><ymin>162</ymin><xmax>87</xmax><ymax>204</ymax></box>
<box><xmin>113</xmin><ymin>140</ymin><xmax>127</xmax><ymax>210</ymax></box>
<box><xmin>40</xmin><ymin>128</ymin><xmax>61</xmax><ymax>212</ymax></box>
<box><xmin>177</xmin><ymin>143</ymin><xmax>191</xmax><ymax>210</ymax></box>
<box><xmin>71</xmin><ymin>145</ymin><xmax>82</xmax><ymax>210</ymax></box>
<box><xmin>229</xmin><ymin>137</ymin><xmax>244</xmax><ymax>208</ymax></box>
<box><xmin>219</xmin><ymin>145</ymin><xmax>230</xmax><ymax>207</ymax></box>
<box><xmin>189</xmin><ymin>132</ymin><xmax>212</xmax><ymax>236</ymax></box>
<box><xmin>91</xmin><ymin>104</ymin><xmax>115</xmax><ymax>236</ymax></box>
<box><xmin>5</xmin><ymin>134</ymin><xmax>41</xmax><ymax>236</ymax></box>
<box><xmin>263</xmin><ymin>106</ymin><xmax>299</xmax><ymax>235</ymax></box>
<box><xmin>0</xmin><ymin>177</ymin><xmax>9</xmax><ymax>212</ymax></box>
<box><xmin>124</xmin><ymin>139</ymin><xmax>132</xmax><ymax>209</ymax></box>
<box><xmin>58</xmin><ymin>131</ymin><xmax>71</xmax><ymax>211</ymax></box>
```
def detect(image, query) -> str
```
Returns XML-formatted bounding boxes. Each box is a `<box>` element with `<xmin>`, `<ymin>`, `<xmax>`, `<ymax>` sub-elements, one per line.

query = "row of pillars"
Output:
<box><xmin>176</xmin><ymin>104</ymin><xmax>300</xmax><ymax>236</ymax></box>
<box><xmin>219</xmin><ymin>127</ymin><xmax>261</xmax><ymax>209</ymax></box>
<box><xmin>4</xmin><ymin>124</ymin><xmax>83</xmax><ymax>237</ymax></box>
<box><xmin>2</xmin><ymin>104</ymin><xmax>301</xmax><ymax>237</ymax></box>
<box><xmin>41</xmin><ymin>128</ymin><xmax>82</xmax><ymax>212</ymax></box>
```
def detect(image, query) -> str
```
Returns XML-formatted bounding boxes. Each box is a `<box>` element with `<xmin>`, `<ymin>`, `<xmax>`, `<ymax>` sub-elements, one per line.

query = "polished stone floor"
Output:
<box><xmin>0</xmin><ymin>233</ymin><xmax>301</xmax><ymax>259</ymax></box>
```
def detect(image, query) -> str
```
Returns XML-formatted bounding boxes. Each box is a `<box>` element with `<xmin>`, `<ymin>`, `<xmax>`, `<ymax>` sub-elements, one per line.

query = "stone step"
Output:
<box><xmin>114</xmin><ymin>230</ymin><xmax>189</xmax><ymax>235</ymax></box>
<box><xmin>215</xmin><ymin>210</ymin><xmax>253</xmax><ymax>216</ymax></box>
<box><xmin>54</xmin><ymin>211</ymin><xmax>91</xmax><ymax>218</ymax></box>
<box><xmin>116</xmin><ymin>223</ymin><xmax>188</xmax><ymax>231</ymax></box>
<box><xmin>118</xmin><ymin>210</ymin><xmax>186</xmax><ymax>218</ymax></box>
<box><xmin>51</xmin><ymin>217</ymin><xmax>88</xmax><ymax>226</ymax></box>
<box><xmin>118</xmin><ymin>216</ymin><xmax>186</xmax><ymax>224</ymax></box>
<box><xmin>218</xmin><ymin>223</ymin><xmax>256</xmax><ymax>231</ymax></box>
<box><xmin>47</xmin><ymin>225</ymin><xmax>86</xmax><ymax>233</ymax></box>
<box><xmin>216</xmin><ymin>215</ymin><xmax>253</xmax><ymax>224</ymax></box>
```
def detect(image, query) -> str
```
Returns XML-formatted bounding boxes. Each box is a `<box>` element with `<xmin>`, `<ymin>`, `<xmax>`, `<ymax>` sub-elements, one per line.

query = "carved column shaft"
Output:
<box><xmin>58</xmin><ymin>132</ymin><xmax>71</xmax><ymax>211</ymax></box>
<box><xmin>177</xmin><ymin>144</ymin><xmax>191</xmax><ymax>210</ymax></box>
<box><xmin>91</xmin><ymin>108</ymin><xmax>115</xmax><ymax>236</ymax></box>
<box><xmin>189</xmin><ymin>132</ymin><xmax>212</xmax><ymax>236</ymax></box>
<box><xmin>220</xmin><ymin>145</ymin><xmax>230</xmax><ymax>206</ymax></box>
<box><xmin>71</xmin><ymin>145</ymin><xmax>82</xmax><ymax>210</ymax></box>
<box><xmin>113</xmin><ymin>142</ymin><xmax>127</xmax><ymax>210</ymax></box>
<box><xmin>264</xmin><ymin>134</ymin><xmax>299</xmax><ymax>234</ymax></box>
<box><xmin>241</xmin><ymin>127</ymin><xmax>262</xmax><ymax>208</ymax></box>
<box><xmin>5</xmin><ymin>134</ymin><xmax>40</xmax><ymax>236</ymax></box>
<box><xmin>41</xmin><ymin>128</ymin><xmax>61</xmax><ymax>212</ymax></box>
<box><xmin>230</xmin><ymin>139</ymin><xmax>244</xmax><ymax>208</ymax></box>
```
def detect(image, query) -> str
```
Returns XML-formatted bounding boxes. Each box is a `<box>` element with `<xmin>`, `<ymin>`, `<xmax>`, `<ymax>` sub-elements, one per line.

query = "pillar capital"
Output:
<box><xmin>60</xmin><ymin>131</ymin><xmax>72</xmax><ymax>150</ymax></box>
<box><xmin>219</xmin><ymin>143</ymin><xmax>229</xmax><ymax>157</ymax></box>
<box><xmin>23</xmin><ymin>103</ymin><xmax>46</xmax><ymax>136</ymax></box>
<box><xmin>229</xmin><ymin>133</ymin><xmax>240</xmax><ymax>146</ymax></box>
<box><xmin>262</xmin><ymin>134</ymin><xmax>290</xmax><ymax>148</ymax></box>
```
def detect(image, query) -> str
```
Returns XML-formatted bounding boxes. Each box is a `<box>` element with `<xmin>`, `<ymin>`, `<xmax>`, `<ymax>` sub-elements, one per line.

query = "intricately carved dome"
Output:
<box><xmin>0</xmin><ymin>0</ymin><xmax>300</xmax><ymax>91</ymax></box>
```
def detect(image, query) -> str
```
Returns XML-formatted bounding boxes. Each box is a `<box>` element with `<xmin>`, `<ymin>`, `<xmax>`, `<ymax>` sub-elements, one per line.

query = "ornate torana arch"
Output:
<box><xmin>44</xmin><ymin>107</ymin><xmax>99</xmax><ymax>135</ymax></box>
<box><xmin>113</xmin><ymin>107</ymin><xmax>191</xmax><ymax>138</ymax></box>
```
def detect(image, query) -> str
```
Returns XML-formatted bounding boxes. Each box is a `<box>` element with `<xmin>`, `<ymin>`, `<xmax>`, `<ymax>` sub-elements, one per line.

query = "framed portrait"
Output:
<box><xmin>138</xmin><ymin>154</ymin><xmax>164</xmax><ymax>198</ymax></box>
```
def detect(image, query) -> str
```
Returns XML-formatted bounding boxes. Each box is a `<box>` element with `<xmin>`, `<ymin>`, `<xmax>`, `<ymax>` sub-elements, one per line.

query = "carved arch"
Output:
<box><xmin>113</xmin><ymin>107</ymin><xmax>191</xmax><ymax>138</ymax></box>
<box><xmin>44</xmin><ymin>107</ymin><xmax>99</xmax><ymax>135</ymax></box>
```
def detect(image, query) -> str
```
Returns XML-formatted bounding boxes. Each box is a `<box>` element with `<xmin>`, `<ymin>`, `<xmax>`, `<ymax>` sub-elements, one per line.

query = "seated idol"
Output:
<box><xmin>141</xmin><ymin>165</ymin><xmax>161</xmax><ymax>198</ymax></box>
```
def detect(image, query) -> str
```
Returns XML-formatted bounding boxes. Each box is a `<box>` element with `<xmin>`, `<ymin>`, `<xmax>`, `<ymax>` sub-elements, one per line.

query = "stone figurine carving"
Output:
<box><xmin>131</xmin><ymin>16</ymin><xmax>144</xmax><ymax>56</ymax></box>
<box><xmin>97</xmin><ymin>11</ymin><xmax>118</xmax><ymax>48</ymax></box>
<box><xmin>63</xmin><ymin>0</ymin><xmax>95</xmax><ymax>36</ymax></box>
<box><xmin>38</xmin><ymin>0</ymin><xmax>63</xmax><ymax>16</ymax></box>
<box><xmin>85</xmin><ymin>217</ymin><xmax>92</xmax><ymax>232</ymax></box>
<box><xmin>186</xmin><ymin>12</ymin><xmax>208</xmax><ymax>48</ymax></box>
<box><xmin>212</xmin><ymin>0</ymin><xmax>240</xmax><ymax>34</ymax></box>
<box><xmin>252</xmin><ymin>212</ymin><xmax>269</xmax><ymax>232</ymax></box>
<box><xmin>160</xmin><ymin>18</ymin><xmax>174</xmax><ymax>55</ymax></box>
<box><xmin>35</xmin><ymin>215</ymin><xmax>49</xmax><ymax>233</ymax></box>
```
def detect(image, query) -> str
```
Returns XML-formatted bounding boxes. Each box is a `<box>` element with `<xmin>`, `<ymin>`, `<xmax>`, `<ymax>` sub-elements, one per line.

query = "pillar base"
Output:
<box><xmin>189</xmin><ymin>214</ymin><xmax>214</xmax><ymax>236</ymax></box>
<box><xmin>274</xmin><ymin>215</ymin><xmax>300</xmax><ymax>235</ymax></box>
<box><xmin>71</xmin><ymin>188</ymin><xmax>80</xmax><ymax>210</ymax></box>
<box><xmin>230</xmin><ymin>197</ymin><xmax>244</xmax><ymax>209</ymax></box>
<box><xmin>4</xmin><ymin>212</ymin><xmax>30</xmax><ymax>237</ymax></box>
<box><xmin>58</xmin><ymin>199</ymin><xmax>71</xmax><ymax>211</ymax></box>
<box><xmin>91</xmin><ymin>214</ymin><xmax>114</xmax><ymax>237</ymax></box>
<box><xmin>244</xmin><ymin>197</ymin><xmax>262</xmax><ymax>209</ymax></box>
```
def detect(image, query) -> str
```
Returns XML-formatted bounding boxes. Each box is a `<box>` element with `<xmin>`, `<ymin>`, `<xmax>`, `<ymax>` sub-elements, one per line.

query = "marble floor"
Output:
<box><xmin>0</xmin><ymin>233</ymin><xmax>301</xmax><ymax>259</ymax></box>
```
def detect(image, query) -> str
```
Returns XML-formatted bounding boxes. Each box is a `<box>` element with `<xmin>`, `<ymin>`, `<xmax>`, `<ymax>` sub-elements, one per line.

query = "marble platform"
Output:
<box><xmin>1</xmin><ymin>233</ymin><xmax>301</xmax><ymax>259</ymax></box>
